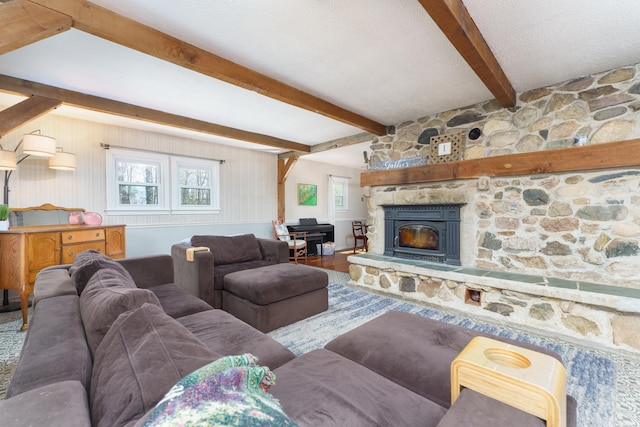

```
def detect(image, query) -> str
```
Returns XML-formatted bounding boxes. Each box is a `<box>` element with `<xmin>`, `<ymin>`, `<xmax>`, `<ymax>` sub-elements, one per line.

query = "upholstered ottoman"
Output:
<box><xmin>222</xmin><ymin>263</ymin><xmax>328</xmax><ymax>332</ymax></box>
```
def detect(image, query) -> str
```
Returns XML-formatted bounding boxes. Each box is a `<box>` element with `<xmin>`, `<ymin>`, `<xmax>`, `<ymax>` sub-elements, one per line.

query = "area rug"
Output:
<box><xmin>0</xmin><ymin>308</ymin><xmax>29</xmax><ymax>400</ymax></box>
<box><xmin>269</xmin><ymin>272</ymin><xmax>640</xmax><ymax>427</ymax></box>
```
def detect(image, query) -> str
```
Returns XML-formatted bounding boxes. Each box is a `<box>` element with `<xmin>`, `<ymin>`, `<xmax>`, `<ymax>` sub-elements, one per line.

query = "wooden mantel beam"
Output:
<box><xmin>0</xmin><ymin>0</ymin><xmax>71</xmax><ymax>55</ymax></box>
<box><xmin>0</xmin><ymin>95</ymin><xmax>62</xmax><ymax>137</ymax></box>
<box><xmin>361</xmin><ymin>139</ymin><xmax>640</xmax><ymax>187</ymax></box>
<box><xmin>418</xmin><ymin>0</ymin><xmax>516</xmax><ymax>107</ymax></box>
<box><xmin>26</xmin><ymin>0</ymin><xmax>389</xmax><ymax>136</ymax></box>
<box><xmin>0</xmin><ymin>74</ymin><xmax>311</xmax><ymax>152</ymax></box>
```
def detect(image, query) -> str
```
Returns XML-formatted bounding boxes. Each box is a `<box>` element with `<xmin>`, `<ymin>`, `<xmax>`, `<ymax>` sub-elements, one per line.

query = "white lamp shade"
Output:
<box><xmin>22</xmin><ymin>134</ymin><xmax>56</xmax><ymax>157</ymax></box>
<box><xmin>49</xmin><ymin>151</ymin><xmax>77</xmax><ymax>170</ymax></box>
<box><xmin>0</xmin><ymin>150</ymin><xmax>17</xmax><ymax>170</ymax></box>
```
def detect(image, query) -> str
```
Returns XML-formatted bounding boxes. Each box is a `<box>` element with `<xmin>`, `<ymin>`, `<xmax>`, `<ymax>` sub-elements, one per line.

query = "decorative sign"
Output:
<box><xmin>369</xmin><ymin>156</ymin><xmax>427</xmax><ymax>171</ymax></box>
<box><xmin>429</xmin><ymin>131</ymin><xmax>464</xmax><ymax>164</ymax></box>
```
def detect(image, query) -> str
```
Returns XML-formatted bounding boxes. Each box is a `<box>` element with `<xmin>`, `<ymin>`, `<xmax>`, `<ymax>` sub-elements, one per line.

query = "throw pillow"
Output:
<box><xmin>140</xmin><ymin>354</ymin><xmax>297</xmax><ymax>427</ymax></box>
<box><xmin>80</xmin><ymin>268</ymin><xmax>161</xmax><ymax>357</ymax></box>
<box><xmin>69</xmin><ymin>249</ymin><xmax>135</xmax><ymax>295</ymax></box>
<box><xmin>91</xmin><ymin>303</ymin><xmax>219</xmax><ymax>427</ymax></box>
<box><xmin>191</xmin><ymin>234</ymin><xmax>263</xmax><ymax>265</ymax></box>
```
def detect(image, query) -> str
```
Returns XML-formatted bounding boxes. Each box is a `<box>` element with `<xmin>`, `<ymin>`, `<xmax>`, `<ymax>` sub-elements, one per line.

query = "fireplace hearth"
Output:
<box><xmin>383</xmin><ymin>204</ymin><xmax>462</xmax><ymax>265</ymax></box>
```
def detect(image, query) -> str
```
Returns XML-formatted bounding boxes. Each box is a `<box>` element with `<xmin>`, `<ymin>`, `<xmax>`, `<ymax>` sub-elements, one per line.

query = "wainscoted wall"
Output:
<box><xmin>285</xmin><ymin>158</ymin><xmax>367</xmax><ymax>250</ymax></box>
<box><xmin>0</xmin><ymin>110</ymin><xmax>365</xmax><ymax>256</ymax></box>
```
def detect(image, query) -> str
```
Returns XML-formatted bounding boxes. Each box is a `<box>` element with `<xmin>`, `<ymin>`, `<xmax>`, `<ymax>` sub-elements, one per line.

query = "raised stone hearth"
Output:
<box><xmin>348</xmin><ymin>254</ymin><xmax>640</xmax><ymax>353</ymax></box>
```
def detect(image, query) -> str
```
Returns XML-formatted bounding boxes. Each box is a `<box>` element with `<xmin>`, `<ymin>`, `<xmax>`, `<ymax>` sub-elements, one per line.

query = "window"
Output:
<box><xmin>332</xmin><ymin>177</ymin><xmax>349</xmax><ymax>211</ymax></box>
<box><xmin>106</xmin><ymin>148</ymin><xmax>220</xmax><ymax>214</ymax></box>
<box><xmin>171</xmin><ymin>157</ymin><xmax>220</xmax><ymax>212</ymax></box>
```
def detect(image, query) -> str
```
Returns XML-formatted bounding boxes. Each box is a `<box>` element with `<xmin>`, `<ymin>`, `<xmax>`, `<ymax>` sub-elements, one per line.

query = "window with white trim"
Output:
<box><xmin>106</xmin><ymin>148</ymin><xmax>220</xmax><ymax>214</ymax></box>
<box><xmin>332</xmin><ymin>177</ymin><xmax>349</xmax><ymax>211</ymax></box>
<box><xmin>171</xmin><ymin>156</ymin><xmax>220</xmax><ymax>212</ymax></box>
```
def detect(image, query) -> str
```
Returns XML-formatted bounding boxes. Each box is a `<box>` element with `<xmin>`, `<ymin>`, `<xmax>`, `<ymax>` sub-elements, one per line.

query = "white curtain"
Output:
<box><xmin>327</xmin><ymin>175</ymin><xmax>337</xmax><ymax>226</ymax></box>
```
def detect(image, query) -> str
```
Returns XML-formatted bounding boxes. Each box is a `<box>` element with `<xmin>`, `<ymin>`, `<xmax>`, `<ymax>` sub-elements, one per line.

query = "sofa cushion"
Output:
<box><xmin>0</xmin><ymin>381</ymin><xmax>91</xmax><ymax>427</ymax></box>
<box><xmin>177</xmin><ymin>309</ymin><xmax>296</xmax><ymax>370</ymax></box>
<box><xmin>140</xmin><ymin>354</ymin><xmax>296</xmax><ymax>426</ymax></box>
<box><xmin>435</xmin><ymin>388</ymin><xmax>578</xmax><ymax>427</ymax></box>
<box><xmin>324</xmin><ymin>311</ymin><xmax>564</xmax><ymax>409</ymax></box>
<box><xmin>191</xmin><ymin>234</ymin><xmax>263</xmax><ymax>265</ymax></box>
<box><xmin>271</xmin><ymin>349</ymin><xmax>447</xmax><ymax>426</ymax></box>
<box><xmin>80</xmin><ymin>268</ymin><xmax>161</xmax><ymax>357</ymax></box>
<box><xmin>147</xmin><ymin>282</ymin><xmax>212</xmax><ymax>318</ymax></box>
<box><xmin>90</xmin><ymin>303</ymin><xmax>219</xmax><ymax>427</ymax></box>
<box><xmin>69</xmin><ymin>249</ymin><xmax>135</xmax><ymax>295</ymax></box>
<box><xmin>224</xmin><ymin>263</ymin><xmax>328</xmax><ymax>305</ymax></box>
<box><xmin>213</xmin><ymin>260</ymin><xmax>275</xmax><ymax>290</ymax></box>
<box><xmin>6</xmin><ymin>295</ymin><xmax>92</xmax><ymax>399</ymax></box>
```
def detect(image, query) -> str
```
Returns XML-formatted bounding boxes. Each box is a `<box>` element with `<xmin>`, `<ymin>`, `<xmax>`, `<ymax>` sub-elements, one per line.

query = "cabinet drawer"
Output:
<box><xmin>62</xmin><ymin>242</ymin><xmax>106</xmax><ymax>264</ymax></box>
<box><xmin>62</xmin><ymin>229</ymin><xmax>105</xmax><ymax>243</ymax></box>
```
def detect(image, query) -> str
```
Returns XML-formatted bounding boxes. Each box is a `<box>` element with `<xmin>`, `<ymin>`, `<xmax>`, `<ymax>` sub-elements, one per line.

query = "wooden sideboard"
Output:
<box><xmin>0</xmin><ymin>224</ymin><xmax>126</xmax><ymax>331</ymax></box>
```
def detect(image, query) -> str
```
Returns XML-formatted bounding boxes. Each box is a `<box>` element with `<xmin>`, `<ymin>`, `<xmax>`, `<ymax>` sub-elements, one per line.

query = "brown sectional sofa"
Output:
<box><xmin>172</xmin><ymin>233</ymin><xmax>329</xmax><ymax>332</ymax></box>
<box><xmin>172</xmin><ymin>233</ymin><xmax>289</xmax><ymax>308</ymax></box>
<box><xmin>1</xmin><ymin>251</ymin><xmax>577</xmax><ymax>426</ymax></box>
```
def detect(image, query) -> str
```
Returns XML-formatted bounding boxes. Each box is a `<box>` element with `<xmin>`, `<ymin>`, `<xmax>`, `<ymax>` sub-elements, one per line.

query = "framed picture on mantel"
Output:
<box><xmin>298</xmin><ymin>183</ymin><xmax>317</xmax><ymax>206</ymax></box>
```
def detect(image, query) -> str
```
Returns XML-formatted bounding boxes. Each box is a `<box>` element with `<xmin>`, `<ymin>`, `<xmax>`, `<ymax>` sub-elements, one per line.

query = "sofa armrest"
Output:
<box><xmin>34</xmin><ymin>266</ymin><xmax>76</xmax><ymax>305</ymax></box>
<box><xmin>117</xmin><ymin>255</ymin><xmax>174</xmax><ymax>289</ymax></box>
<box><xmin>0</xmin><ymin>381</ymin><xmax>91</xmax><ymax>427</ymax></box>
<box><xmin>257</xmin><ymin>238</ymin><xmax>289</xmax><ymax>263</ymax></box>
<box><xmin>171</xmin><ymin>244</ymin><xmax>217</xmax><ymax>307</ymax></box>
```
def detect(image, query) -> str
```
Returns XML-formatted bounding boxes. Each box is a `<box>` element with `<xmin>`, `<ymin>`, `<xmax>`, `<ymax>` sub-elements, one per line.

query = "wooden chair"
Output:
<box><xmin>272</xmin><ymin>219</ymin><xmax>308</xmax><ymax>263</ymax></box>
<box><xmin>352</xmin><ymin>220</ymin><xmax>368</xmax><ymax>253</ymax></box>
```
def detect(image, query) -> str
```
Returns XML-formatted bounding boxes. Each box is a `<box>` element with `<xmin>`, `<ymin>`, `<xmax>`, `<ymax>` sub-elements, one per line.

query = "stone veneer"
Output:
<box><xmin>353</xmin><ymin>63</ymin><xmax>640</xmax><ymax>353</ymax></box>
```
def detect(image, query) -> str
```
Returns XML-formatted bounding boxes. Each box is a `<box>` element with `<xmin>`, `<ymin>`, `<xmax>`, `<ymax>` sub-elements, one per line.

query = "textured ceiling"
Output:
<box><xmin>1</xmin><ymin>0</ymin><xmax>640</xmax><ymax>169</ymax></box>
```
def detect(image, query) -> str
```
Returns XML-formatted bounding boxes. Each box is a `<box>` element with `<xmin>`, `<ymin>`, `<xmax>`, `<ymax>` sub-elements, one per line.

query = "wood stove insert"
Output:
<box><xmin>383</xmin><ymin>204</ymin><xmax>462</xmax><ymax>265</ymax></box>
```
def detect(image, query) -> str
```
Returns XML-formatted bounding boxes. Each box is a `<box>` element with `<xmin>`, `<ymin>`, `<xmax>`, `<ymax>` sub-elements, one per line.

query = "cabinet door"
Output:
<box><xmin>105</xmin><ymin>226</ymin><xmax>126</xmax><ymax>258</ymax></box>
<box><xmin>0</xmin><ymin>234</ymin><xmax>26</xmax><ymax>292</ymax></box>
<box><xmin>27</xmin><ymin>232</ymin><xmax>61</xmax><ymax>280</ymax></box>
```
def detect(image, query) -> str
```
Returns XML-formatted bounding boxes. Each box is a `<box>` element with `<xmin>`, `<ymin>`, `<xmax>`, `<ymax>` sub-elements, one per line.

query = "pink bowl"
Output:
<box><xmin>83</xmin><ymin>212</ymin><xmax>103</xmax><ymax>226</ymax></box>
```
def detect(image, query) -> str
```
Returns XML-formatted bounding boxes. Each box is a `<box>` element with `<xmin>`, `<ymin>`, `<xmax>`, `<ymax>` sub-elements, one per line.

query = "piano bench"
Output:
<box><xmin>306</xmin><ymin>233</ymin><xmax>326</xmax><ymax>255</ymax></box>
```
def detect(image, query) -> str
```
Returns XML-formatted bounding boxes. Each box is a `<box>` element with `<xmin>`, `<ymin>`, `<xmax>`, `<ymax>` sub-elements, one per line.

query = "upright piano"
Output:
<box><xmin>287</xmin><ymin>218</ymin><xmax>334</xmax><ymax>255</ymax></box>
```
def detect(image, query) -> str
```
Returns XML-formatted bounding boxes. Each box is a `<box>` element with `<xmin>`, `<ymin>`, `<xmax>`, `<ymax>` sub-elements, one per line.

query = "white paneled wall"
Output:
<box><xmin>285</xmin><ymin>158</ymin><xmax>367</xmax><ymax>250</ymax></box>
<box><xmin>2</xmin><ymin>112</ymin><xmax>366</xmax><ymax>255</ymax></box>
<box><xmin>2</xmin><ymin>113</ymin><xmax>278</xmax><ymax>255</ymax></box>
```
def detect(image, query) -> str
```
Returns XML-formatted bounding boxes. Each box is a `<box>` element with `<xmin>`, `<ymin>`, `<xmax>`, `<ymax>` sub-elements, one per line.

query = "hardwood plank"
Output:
<box><xmin>0</xmin><ymin>74</ymin><xmax>310</xmax><ymax>152</ymax></box>
<box><xmin>361</xmin><ymin>139</ymin><xmax>640</xmax><ymax>187</ymax></box>
<box><xmin>27</xmin><ymin>0</ymin><xmax>388</xmax><ymax>136</ymax></box>
<box><xmin>0</xmin><ymin>0</ymin><xmax>71</xmax><ymax>55</ymax></box>
<box><xmin>0</xmin><ymin>96</ymin><xmax>62</xmax><ymax>137</ymax></box>
<box><xmin>418</xmin><ymin>0</ymin><xmax>516</xmax><ymax>107</ymax></box>
<box><xmin>298</xmin><ymin>249</ymin><xmax>353</xmax><ymax>274</ymax></box>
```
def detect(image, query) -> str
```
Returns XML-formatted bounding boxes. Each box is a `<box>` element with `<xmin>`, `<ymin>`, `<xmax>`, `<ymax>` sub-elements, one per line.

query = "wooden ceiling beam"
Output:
<box><xmin>418</xmin><ymin>0</ymin><xmax>516</xmax><ymax>107</ymax></box>
<box><xmin>0</xmin><ymin>95</ymin><xmax>62</xmax><ymax>137</ymax></box>
<box><xmin>26</xmin><ymin>0</ymin><xmax>389</xmax><ymax>136</ymax></box>
<box><xmin>0</xmin><ymin>74</ymin><xmax>311</xmax><ymax>153</ymax></box>
<box><xmin>0</xmin><ymin>0</ymin><xmax>71</xmax><ymax>55</ymax></box>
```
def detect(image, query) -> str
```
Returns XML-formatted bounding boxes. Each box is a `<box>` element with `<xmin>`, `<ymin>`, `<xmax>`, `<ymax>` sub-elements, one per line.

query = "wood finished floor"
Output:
<box><xmin>296</xmin><ymin>249</ymin><xmax>363</xmax><ymax>273</ymax></box>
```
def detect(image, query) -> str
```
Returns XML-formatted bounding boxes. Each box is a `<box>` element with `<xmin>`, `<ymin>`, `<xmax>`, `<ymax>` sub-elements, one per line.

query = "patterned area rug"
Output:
<box><xmin>0</xmin><ymin>308</ymin><xmax>29</xmax><ymax>400</ymax></box>
<box><xmin>269</xmin><ymin>271</ymin><xmax>640</xmax><ymax>427</ymax></box>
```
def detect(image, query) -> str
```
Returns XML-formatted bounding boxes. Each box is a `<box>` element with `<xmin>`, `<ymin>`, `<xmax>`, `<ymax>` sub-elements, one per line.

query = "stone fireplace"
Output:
<box><xmin>383</xmin><ymin>204</ymin><xmax>462</xmax><ymax>265</ymax></box>
<box><xmin>347</xmin><ymin>63</ymin><xmax>640</xmax><ymax>353</ymax></box>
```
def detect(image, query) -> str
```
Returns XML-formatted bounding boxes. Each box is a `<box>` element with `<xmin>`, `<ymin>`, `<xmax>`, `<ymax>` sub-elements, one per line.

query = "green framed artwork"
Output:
<box><xmin>298</xmin><ymin>184</ymin><xmax>317</xmax><ymax>206</ymax></box>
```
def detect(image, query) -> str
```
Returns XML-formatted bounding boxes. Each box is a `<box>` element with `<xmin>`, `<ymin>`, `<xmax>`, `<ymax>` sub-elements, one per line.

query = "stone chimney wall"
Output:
<box><xmin>365</xmin><ymin>63</ymin><xmax>640</xmax><ymax>290</ymax></box>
